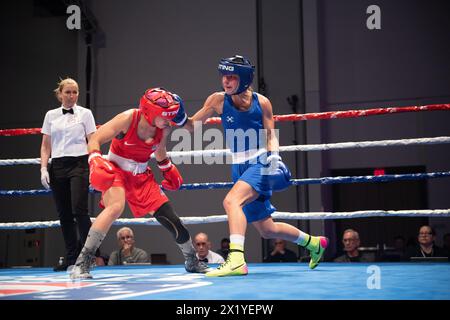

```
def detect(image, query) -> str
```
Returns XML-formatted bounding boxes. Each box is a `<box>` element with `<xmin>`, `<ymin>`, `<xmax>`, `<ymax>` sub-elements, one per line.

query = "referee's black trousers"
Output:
<box><xmin>50</xmin><ymin>155</ymin><xmax>92</xmax><ymax>265</ymax></box>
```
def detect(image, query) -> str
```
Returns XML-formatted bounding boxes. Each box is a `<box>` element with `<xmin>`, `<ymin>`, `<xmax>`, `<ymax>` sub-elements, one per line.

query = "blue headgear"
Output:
<box><xmin>218</xmin><ymin>55</ymin><xmax>255</xmax><ymax>95</ymax></box>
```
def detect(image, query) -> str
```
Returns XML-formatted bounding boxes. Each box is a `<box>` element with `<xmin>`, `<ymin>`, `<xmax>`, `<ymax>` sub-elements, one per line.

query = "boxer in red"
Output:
<box><xmin>69</xmin><ymin>88</ymin><xmax>209</xmax><ymax>279</ymax></box>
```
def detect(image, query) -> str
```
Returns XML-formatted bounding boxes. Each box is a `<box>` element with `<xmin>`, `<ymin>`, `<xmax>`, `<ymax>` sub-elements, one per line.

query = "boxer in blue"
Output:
<box><xmin>184</xmin><ymin>55</ymin><xmax>328</xmax><ymax>277</ymax></box>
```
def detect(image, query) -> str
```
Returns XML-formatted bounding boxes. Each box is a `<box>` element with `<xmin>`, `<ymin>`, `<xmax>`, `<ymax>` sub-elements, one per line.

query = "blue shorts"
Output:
<box><xmin>231</xmin><ymin>161</ymin><xmax>276</xmax><ymax>223</ymax></box>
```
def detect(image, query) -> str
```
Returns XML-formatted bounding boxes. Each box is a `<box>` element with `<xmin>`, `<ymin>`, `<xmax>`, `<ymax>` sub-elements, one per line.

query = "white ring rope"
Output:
<box><xmin>2</xmin><ymin>135</ymin><xmax>449</xmax><ymax>230</ymax></box>
<box><xmin>277</xmin><ymin>136</ymin><xmax>450</xmax><ymax>152</ymax></box>
<box><xmin>1</xmin><ymin>136</ymin><xmax>450</xmax><ymax>166</ymax></box>
<box><xmin>1</xmin><ymin>209</ymin><xmax>449</xmax><ymax>230</ymax></box>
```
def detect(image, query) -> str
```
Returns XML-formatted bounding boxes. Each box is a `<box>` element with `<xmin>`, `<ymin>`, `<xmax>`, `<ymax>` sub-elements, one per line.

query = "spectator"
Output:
<box><xmin>334</xmin><ymin>229</ymin><xmax>375</xmax><ymax>262</ymax></box>
<box><xmin>264</xmin><ymin>239</ymin><xmax>298</xmax><ymax>262</ymax></box>
<box><xmin>217</xmin><ymin>238</ymin><xmax>230</xmax><ymax>260</ymax></box>
<box><xmin>194</xmin><ymin>233</ymin><xmax>225</xmax><ymax>264</ymax></box>
<box><xmin>406</xmin><ymin>225</ymin><xmax>448</xmax><ymax>260</ymax></box>
<box><xmin>108</xmin><ymin>227</ymin><xmax>149</xmax><ymax>265</ymax></box>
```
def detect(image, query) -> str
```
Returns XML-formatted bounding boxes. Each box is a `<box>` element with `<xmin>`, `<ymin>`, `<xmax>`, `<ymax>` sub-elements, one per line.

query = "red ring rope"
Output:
<box><xmin>1</xmin><ymin>104</ymin><xmax>449</xmax><ymax>136</ymax></box>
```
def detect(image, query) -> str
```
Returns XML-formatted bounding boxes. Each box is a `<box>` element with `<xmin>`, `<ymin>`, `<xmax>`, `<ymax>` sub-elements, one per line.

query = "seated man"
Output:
<box><xmin>406</xmin><ymin>225</ymin><xmax>448</xmax><ymax>260</ymax></box>
<box><xmin>108</xmin><ymin>227</ymin><xmax>149</xmax><ymax>265</ymax></box>
<box><xmin>194</xmin><ymin>233</ymin><xmax>225</xmax><ymax>264</ymax></box>
<box><xmin>264</xmin><ymin>239</ymin><xmax>298</xmax><ymax>262</ymax></box>
<box><xmin>334</xmin><ymin>229</ymin><xmax>375</xmax><ymax>262</ymax></box>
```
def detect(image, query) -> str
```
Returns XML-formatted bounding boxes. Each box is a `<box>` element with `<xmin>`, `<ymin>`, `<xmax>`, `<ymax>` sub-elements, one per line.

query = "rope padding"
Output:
<box><xmin>2</xmin><ymin>136</ymin><xmax>450</xmax><ymax>166</ymax></box>
<box><xmin>1</xmin><ymin>209</ymin><xmax>449</xmax><ymax>229</ymax></box>
<box><xmin>1</xmin><ymin>104</ymin><xmax>449</xmax><ymax>136</ymax></box>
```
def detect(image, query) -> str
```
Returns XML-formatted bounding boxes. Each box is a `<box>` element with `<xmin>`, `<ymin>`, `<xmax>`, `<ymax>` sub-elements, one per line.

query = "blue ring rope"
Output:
<box><xmin>1</xmin><ymin>171</ymin><xmax>449</xmax><ymax>196</ymax></box>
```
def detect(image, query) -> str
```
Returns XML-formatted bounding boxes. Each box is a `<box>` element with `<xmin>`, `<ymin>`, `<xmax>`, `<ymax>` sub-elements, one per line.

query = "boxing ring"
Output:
<box><xmin>1</xmin><ymin>104</ymin><xmax>450</xmax><ymax>300</ymax></box>
<box><xmin>1</xmin><ymin>263</ymin><xmax>450</xmax><ymax>300</ymax></box>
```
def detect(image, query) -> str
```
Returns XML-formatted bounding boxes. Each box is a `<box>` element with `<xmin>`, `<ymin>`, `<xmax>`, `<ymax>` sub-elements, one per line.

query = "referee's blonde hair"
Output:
<box><xmin>54</xmin><ymin>77</ymin><xmax>79</xmax><ymax>102</ymax></box>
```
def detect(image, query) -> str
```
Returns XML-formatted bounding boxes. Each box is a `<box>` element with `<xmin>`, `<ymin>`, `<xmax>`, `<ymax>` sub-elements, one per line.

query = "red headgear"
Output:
<box><xmin>139</xmin><ymin>88</ymin><xmax>180</xmax><ymax>125</ymax></box>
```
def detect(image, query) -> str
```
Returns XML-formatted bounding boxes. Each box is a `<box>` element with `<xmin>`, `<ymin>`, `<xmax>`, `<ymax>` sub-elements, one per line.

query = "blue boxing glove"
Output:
<box><xmin>171</xmin><ymin>93</ymin><xmax>188</xmax><ymax>127</ymax></box>
<box><xmin>270</xmin><ymin>160</ymin><xmax>292</xmax><ymax>191</ymax></box>
<box><xmin>261</xmin><ymin>151</ymin><xmax>292</xmax><ymax>192</ymax></box>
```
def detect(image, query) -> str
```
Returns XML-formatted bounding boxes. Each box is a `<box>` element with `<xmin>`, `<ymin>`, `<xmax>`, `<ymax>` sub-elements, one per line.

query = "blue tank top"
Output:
<box><xmin>221</xmin><ymin>92</ymin><xmax>265</xmax><ymax>153</ymax></box>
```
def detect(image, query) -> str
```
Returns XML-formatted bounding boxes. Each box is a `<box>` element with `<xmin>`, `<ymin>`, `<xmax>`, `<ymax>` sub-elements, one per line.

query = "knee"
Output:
<box><xmin>106</xmin><ymin>201</ymin><xmax>125</xmax><ymax>219</ymax></box>
<box><xmin>259</xmin><ymin>226</ymin><xmax>277</xmax><ymax>239</ymax></box>
<box><xmin>154</xmin><ymin>202</ymin><xmax>189</xmax><ymax>244</ymax></box>
<box><xmin>223</xmin><ymin>195</ymin><xmax>238</xmax><ymax>211</ymax></box>
<box><xmin>259</xmin><ymin>229</ymin><xmax>273</xmax><ymax>239</ymax></box>
<box><xmin>222</xmin><ymin>197</ymin><xmax>231</xmax><ymax>211</ymax></box>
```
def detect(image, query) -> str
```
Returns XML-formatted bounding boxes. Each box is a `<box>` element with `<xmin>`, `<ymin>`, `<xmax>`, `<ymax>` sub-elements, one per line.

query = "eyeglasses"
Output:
<box><xmin>195</xmin><ymin>242</ymin><xmax>207</xmax><ymax>246</ymax></box>
<box><xmin>419</xmin><ymin>232</ymin><xmax>433</xmax><ymax>236</ymax></box>
<box><xmin>343</xmin><ymin>238</ymin><xmax>358</xmax><ymax>242</ymax></box>
<box><xmin>120</xmin><ymin>235</ymin><xmax>133</xmax><ymax>241</ymax></box>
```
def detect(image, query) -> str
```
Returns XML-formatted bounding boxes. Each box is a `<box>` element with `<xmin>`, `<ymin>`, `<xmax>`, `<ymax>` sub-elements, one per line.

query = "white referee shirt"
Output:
<box><xmin>41</xmin><ymin>105</ymin><xmax>97</xmax><ymax>159</ymax></box>
<box><xmin>196</xmin><ymin>250</ymin><xmax>225</xmax><ymax>264</ymax></box>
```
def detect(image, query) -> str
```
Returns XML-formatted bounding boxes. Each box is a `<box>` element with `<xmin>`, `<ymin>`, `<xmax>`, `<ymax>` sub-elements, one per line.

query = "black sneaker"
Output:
<box><xmin>185</xmin><ymin>254</ymin><xmax>211</xmax><ymax>273</ymax></box>
<box><xmin>69</xmin><ymin>253</ymin><xmax>95</xmax><ymax>280</ymax></box>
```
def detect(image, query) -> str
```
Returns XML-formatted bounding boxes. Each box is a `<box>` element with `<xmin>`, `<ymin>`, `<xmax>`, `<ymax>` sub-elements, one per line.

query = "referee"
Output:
<box><xmin>40</xmin><ymin>78</ymin><xmax>97</xmax><ymax>271</ymax></box>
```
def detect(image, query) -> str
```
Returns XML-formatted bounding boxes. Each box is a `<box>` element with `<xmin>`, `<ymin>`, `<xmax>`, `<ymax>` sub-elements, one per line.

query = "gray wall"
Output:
<box><xmin>314</xmin><ymin>0</ymin><xmax>450</xmax><ymax>251</ymax></box>
<box><xmin>319</xmin><ymin>0</ymin><xmax>450</xmax><ymax>107</ymax></box>
<box><xmin>1</xmin><ymin>0</ymin><xmax>449</xmax><ymax>267</ymax></box>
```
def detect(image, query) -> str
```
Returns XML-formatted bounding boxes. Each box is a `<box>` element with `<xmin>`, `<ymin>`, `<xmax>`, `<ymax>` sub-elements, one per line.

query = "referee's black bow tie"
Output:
<box><xmin>62</xmin><ymin>108</ymin><xmax>74</xmax><ymax>115</ymax></box>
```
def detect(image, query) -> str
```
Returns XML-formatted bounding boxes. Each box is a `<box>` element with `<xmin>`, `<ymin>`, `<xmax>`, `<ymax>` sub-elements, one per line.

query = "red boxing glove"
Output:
<box><xmin>157</xmin><ymin>158</ymin><xmax>183</xmax><ymax>191</ymax></box>
<box><xmin>88</xmin><ymin>150</ymin><xmax>116</xmax><ymax>192</ymax></box>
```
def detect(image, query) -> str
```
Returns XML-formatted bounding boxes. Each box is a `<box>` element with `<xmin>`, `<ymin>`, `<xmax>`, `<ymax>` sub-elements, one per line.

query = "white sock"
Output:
<box><xmin>294</xmin><ymin>230</ymin><xmax>311</xmax><ymax>246</ymax></box>
<box><xmin>177</xmin><ymin>237</ymin><xmax>195</xmax><ymax>258</ymax></box>
<box><xmin>83</xmin><ymin>228</ymin><xmax>106</xmax><ymax>253</ymax></box>
<box><xmin>230</xmin><ymin>234</ymin><xmax>245</xmax><ymax>248</ymax></box>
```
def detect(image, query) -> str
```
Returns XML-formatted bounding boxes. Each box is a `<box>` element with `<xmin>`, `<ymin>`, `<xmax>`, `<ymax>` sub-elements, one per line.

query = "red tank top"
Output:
<box><xmin>110</xmin><ymin>109</ymin><xmax>163</xmax><ymax>163</ymax></box>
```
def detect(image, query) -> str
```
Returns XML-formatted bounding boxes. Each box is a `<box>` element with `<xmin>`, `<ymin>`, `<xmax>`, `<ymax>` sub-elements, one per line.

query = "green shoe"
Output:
<box><xmin>307</xmin><ymin>236</ymin><xmax>329</xmax><ymax>269</ymax></box>
<box><xmin>205</xmin><ymin>244</ymin><xmax>248</xmax><ymax>277</ymax></box>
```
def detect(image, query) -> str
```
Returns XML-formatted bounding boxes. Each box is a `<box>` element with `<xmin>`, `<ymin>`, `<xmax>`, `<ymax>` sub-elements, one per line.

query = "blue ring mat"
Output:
<box><xmin>1</xmin><ymin>263</ymin><xmax>449</xmax><ymax>300</ymax></box>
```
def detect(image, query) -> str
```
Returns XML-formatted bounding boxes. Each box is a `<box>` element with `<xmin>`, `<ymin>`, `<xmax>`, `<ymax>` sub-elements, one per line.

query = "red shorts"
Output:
<box><xmin>100</xmin><ymin>165</ymin><xmax>168</xmax><ymax>218</ymax></box>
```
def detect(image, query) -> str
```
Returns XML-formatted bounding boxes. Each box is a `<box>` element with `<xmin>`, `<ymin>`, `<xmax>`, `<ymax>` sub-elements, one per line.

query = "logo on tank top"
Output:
<box><xmin>226</xmin><ymin>116</ymin><xmax>234</xmax><ymax>123</ymax></box>
<box><xmin>124</xmin><ymin>141</ymin><xmax>136</xmax><ymax>146</ymax></box>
